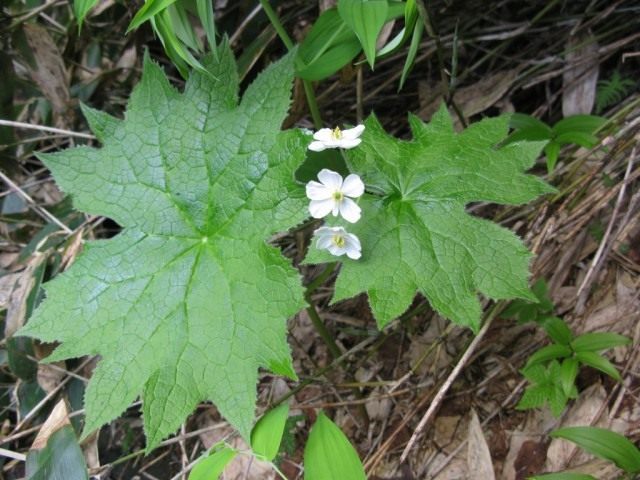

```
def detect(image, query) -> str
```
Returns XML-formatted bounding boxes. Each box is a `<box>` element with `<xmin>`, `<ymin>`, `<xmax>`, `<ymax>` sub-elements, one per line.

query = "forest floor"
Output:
<box><xmin>1</xmin><ymin>1</ymin><xmax>639</xmax><ymax>479</ymax></box>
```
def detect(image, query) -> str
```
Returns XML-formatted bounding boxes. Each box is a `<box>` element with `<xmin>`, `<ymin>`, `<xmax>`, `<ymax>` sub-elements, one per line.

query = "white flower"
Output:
<box><xmin>306</xmin><ymin>169</ymin><xmax>365</xmax><ymax>223</ymax></box>
<box><xmin>315</xmin><ymin>226</ymin><xmax>362</xmax><ymax>260</ymax></box>
<box><xmin>308</xmin><ymin>125</ymin><xmax>365</xmax><ymax>151</ymax></box>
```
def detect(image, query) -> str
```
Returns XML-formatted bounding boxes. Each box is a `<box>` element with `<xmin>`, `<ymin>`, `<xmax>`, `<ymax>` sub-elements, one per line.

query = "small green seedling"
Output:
<box><xmin>505</xmin><ymin>113</ymin><xmax>606</xmax><ymax>172</ymax></box>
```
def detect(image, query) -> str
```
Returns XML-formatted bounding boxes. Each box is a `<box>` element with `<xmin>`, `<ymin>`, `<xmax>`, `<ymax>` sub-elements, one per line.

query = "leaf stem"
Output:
<box><xmin>258</xmin><ymin>0</ymin><xmax>323</xmax><ymax>128</ymax></box>
<box><xmin>305</xmin><ymin>262</ymin><xmax>337</xmax><ymax>295</ymax></box>
<box><xmin>305</xmin><ymin>303</ymin><xmax>343</xmax><ymax>360</ymax></box>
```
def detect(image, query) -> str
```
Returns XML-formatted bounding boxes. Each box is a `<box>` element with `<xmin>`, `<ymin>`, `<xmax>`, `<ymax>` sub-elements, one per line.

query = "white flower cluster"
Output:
<box><xmin>305</xmin><ymin>125</ymin><xmax>366</xmax><ymax>260</ymax></box>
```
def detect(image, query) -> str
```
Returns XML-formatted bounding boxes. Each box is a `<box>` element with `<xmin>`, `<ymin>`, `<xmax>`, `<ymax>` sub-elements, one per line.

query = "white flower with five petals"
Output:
<box><xmin>308</xmin><ymin>125</ymin><xmax>365</xmax><ymax>152</ymax></box>
<box><xmin>315</xmin><ymin>226</ymin><xmax>362</xmax><ymax>259</ymax></box>
<box><xmin>306</xmin><ymin>169</ymin><xmax>365</xmax><ymax>223</ymax></box>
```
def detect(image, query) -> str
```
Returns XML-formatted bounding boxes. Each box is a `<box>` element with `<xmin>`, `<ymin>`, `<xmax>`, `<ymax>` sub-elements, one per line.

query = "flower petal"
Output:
<box><xmin>313</xmin><ymin>128</ymin><xmax>334</xmax><ymax>142</ymax></box>
<box><xmin>316</xmin><ymin>233</ymin><xmax>334</xmax><ymax>249</ymax></box>
<box><xmin>344</xmin><ymin>233</ymin><xmax>362</xmax><ymax>259</ymax></box>
<box><xmin>306</xmin><ymin>181</ymin><xmax>332</xmax><ymax>200</ymax></box>
<box><xmin>317</xmin><ymin>169</ymin><xmax>343</xmax><ymax>189</ymax></box>
<box><xmin>308</xmin><ymin>141</ymin><xmax>327</xmax><ymax>152</ymax></box>
<box><xmin>341</xmin><ymin>174</ymin><xmax>365</xmax><ymax>198</ymax></box>
<box><xmin>342</xmin><ymin>124</ymin><xmax>365</xmax><ymax>140</ymax></box>
<box><xmin>339</xmin><ymin>197</ymin><xmax>361</xmax><ymax>223</ymax></box>
<box><xmin>337</xmin><ymin>138</ymin><xmax>361</xmax><ymax>149</ymax></box>
<box><xmin>327</xmin><ymin>243</ymin><xmax>346</xmax><ymax>256</ymax></box>
<box><xmin>345</xmin><ymin>246</ymin><xmax>362</xmax><ymax>260</ymax></box>
<box><xmin>309</xmin><ymin>199</ymin><xmax>335</xmax><ymax>219</ymax></box>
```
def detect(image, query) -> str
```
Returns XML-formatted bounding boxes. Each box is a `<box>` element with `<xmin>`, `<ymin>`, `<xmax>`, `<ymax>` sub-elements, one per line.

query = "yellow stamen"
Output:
<box><xmin>332</xmin><ymin>235</ymin><xmax>346</xmax><ymax>248</ymax></box>
<box><xmin>332</xmin><ymin>191</ymin><xmax>344</xmax><ymax>201</ymax></box>
<box><xmin>332</xmin><ymin>126</ymin><xmax>342</xmax><ymax>139</ymax></box>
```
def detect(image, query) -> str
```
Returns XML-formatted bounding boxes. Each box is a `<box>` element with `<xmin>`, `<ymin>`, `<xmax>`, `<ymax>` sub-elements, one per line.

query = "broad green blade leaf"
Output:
<box><xmin>189</xmin><ymin>443</ymin><xmax>237</xmax><ymax>480</ymax></box>
<box><xmin>530</xmin><ymin>473</ymin><xmax>597</xmax><ymax>480</ymax></box>
<box><xmin>197</xmin><ymin>0</ymin><xmax>217</xmax><ymax>55</ymax></box>
<box><xmin>304</xmin><ymin>412</ymin><xmax>366</xmax><ymax>480</ymax></box>
<box><xmin>167</xmin><ymin>2</ymin><xmax>203</xmax><ymax>52</ymax></box>
<box><xmin>26</xmin><ymin>426</ymin><xmax>89</xmax><ymax>480</ymax></box>
<box><xmin>153</xmin><ymin>9</ymin><xmax>205</xmax><ymax>78</ymax></box>
<box><xmin>510</xmin><ymin>113</ymin><xmax>552</xmax><ymax>133</ymax></box>
<box><xmin>525</xmin><ymin>344</ymin><xmax>572</xmax><ymax>368</ymax></box>
<box><xmin>26</xmin><ymin>401</ymin><xmax>88</xmax><ymax>480</ymax></box>
<box><xmin>73</xmin><ymin>0</ymin><xmax>100</xmax><ymax>27</ymax></box>
<box><xmin>505</xmin><ymin>128</ymin><xmax>552</xmax><ymax>143</ymax></box>
<box><xmin>554</xmin><ymin>131</ymin><xmax>599</xmax><ymax>148</ymax></box>
<box><xmin>551</xmin><ymin>427</ymin><xmax>640</xmax><ymax>473</ymax></box>
<box><xmin>305</xmin><ymin>105</ymin><xmax>554</xmax><ymax>331</ymax></box>
<box><xmin>559</xmin><ymin>357</ymin><xmax>579</xmax><ymax>397</ymax></box>
<box><xmin>338</xmin><ymin>0</ymin><xmax>389</xmax><ymax>68</ymax></box>
<box><xmin>541</xmin><ymin>317</ymin><xmax>573</xmax><ymax>345</ymax></box>
<box><xmin>399</xmin><ymin>20</ymin><xmax>423</xmax><ymax>90</ymax></box>
<box><xmin>571</xmin><ymin>332</ymin><xmax>631</xmax><ymax>352</ymax></box>
<box><xmin>251</xmin><ymin>403</ymin><xmax>289</xmax><ymax>462</ymax></box>
<box><xmin>128</xmin><ymin>0</ymin><xmax>180</xmax><ymax>32</ymax></box>
<box><xmin>552</xmin><ymin>115</ymin><xmax>606</xmax><ymax>136</ymax></box>
<box><xmin>544</xmin><ymin>140</ymin><xmax>561</xmax><ymax>172</ymax></box>
<box><xmin>19</xmin><ymin>45</ymin><xmax>308</xmax><ymax>450</ymax></box>
<box><xmin>296</xmin><ymin>9</ymin><xmax>361</xmax><ymax>81</ymax></box>
<box><xmin>575</xmin><ymin>351</ymin><xmax>622</xmax><ymax>381</ymax></box>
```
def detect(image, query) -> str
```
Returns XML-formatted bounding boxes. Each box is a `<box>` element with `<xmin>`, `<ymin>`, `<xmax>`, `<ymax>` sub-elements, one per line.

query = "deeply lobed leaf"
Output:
<box><xmin>19</xmin><ymin>44</ymin><xmax>309</xmax><ymax>450</ymax></box>
<box><xmin>306</xmin><ymin>106</ymin><xmax>554</xmax><ymax>331</ymax></box>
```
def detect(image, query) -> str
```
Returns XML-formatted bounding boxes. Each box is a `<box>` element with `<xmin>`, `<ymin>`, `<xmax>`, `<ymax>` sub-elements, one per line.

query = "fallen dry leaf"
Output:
<box><xmin>467</xmin><ymin>410</ymin><xmax>496</xmax><ymax>480</ymax></box>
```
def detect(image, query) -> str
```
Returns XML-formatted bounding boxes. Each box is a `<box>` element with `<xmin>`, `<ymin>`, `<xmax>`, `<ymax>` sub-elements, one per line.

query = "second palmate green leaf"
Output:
<box><xmin>305</xmin><ymin>106</ymin><xmax>554</xmax><ymax>331</ymax></box>
<box><xmin>19</xmin><ymin>44</ymin><xmax>308</xmax><ymax>450</ymax></box>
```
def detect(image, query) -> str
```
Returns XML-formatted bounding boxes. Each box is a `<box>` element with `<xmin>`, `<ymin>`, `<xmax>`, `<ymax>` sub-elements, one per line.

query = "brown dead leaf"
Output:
<box><xmin>418</xmin><ymin>68</ymin><xmax>521</xmax><ymax>125</ymax></box>
<box><xmin>0</xmin><ymin>272</ymin><xmax>19</xmax><ymax>309</ymax></box>
<box><xmin>4</xmin><ymin>254</ymin><xmax>46</xmax><ymax>338</ymax></box>
<box><xmin>562</xmin><ymin>31</ymin><xmax>599</xmax><ymax>116</ymax></box>
<box><xmin>15</xmin><ymin>24</ymin><xmax>74</xmax><ymax>128</ymax></box>
<box><xmin>31</xmin><ymin>400</ymin><xmax>71</xmax><ymax>450</ymax></box>
<box><xmin>501</xmin><ymin>409</ymin><xmax>556</xmax><ymax>480</ymax></box>
<box><xmin>467</xmin><ymin>410</ymin><xmax>496</xmax><ymax>480</ymax></box>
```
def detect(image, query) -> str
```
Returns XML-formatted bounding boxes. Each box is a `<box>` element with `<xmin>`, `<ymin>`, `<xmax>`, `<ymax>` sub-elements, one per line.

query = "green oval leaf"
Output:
<box><xmin>251</xmin><ymin>403</ymin><xmax>289</xmax><ymax>462</ymax></box>
<box><xmin>189</xmin><ymin>444</ymin><xmax>237</xmax><ymax>480</ymax></box>
<box><xmin>559</xmin><ymin>357</ymin><xmax>579</xmax><ymax>397</ymax></box>
<box><xmin>529</xmin><ymin>473</ymin><xmax>597</xmax><ymax>480</ymax></box>
<box><xmin>574</xmin><ymin>351</ymin><xmax>622</xmax><ymax>381</ymax></box>
<box><xmin>551</xmin><ymin>426</ymin><xmax>640</xmax><ymax>473</ymax></box>
<box><xmin>541</xmin><ymin>317</ymin><xmax>573</xmax><ymax>346</ymax></box>
<box><xmin>571</xmin><ymin>332</ymin><xmax>630</xmax><ymax>352</ymax></box>
<box><xmin>296</xmin><ymin>9</ymin><xmax>361</xmax><ymax>81</ymax></box>
<box><xmin>552</xmin><ymin>115</ymin><xmax>606</xmax><ymax>136</ymax></box>
<box><xmin>525</xmin><ymin>344</ymin><xmax>572</xmax><ymax>368</ymax></box>
<box><xmin>304</xmin><ymin>412</ymin><xmax>366</xmax><ymax>480</ymax></box>
<box><xmin>73</xmin><ymin>0</ymin><xmax>100</xmax><ymax>28</ymax></box>
<box><xmin>26</xmin><ymin>426</ymin><xmax>89</xmax><ymax>480</ymax></box>
<box><xmin>127</xmin><ymin>0</ymin><xmax>180</xmax><ymax>32</ymax></box>
<box><xmin>338</xmin><ymin>0</ymin><xmax>389</xmax><ymax>68</ymax></box>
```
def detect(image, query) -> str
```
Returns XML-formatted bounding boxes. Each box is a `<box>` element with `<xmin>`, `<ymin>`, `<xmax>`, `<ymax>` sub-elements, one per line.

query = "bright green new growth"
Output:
<box><xmin>19</xmin><ymin>44</ymin><xmax>309</xmax><ymax>450</ymax></box>
<box><xmin>306</xmin><ymin>106</ymin><xmax>554</xmax><ymax>331</ymax></box>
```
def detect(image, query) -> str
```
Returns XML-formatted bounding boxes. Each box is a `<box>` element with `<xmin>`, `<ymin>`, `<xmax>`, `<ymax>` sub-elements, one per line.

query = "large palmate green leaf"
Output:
<box><xmin>306</xmin><ymin>106</ymin><xmax>554</xmax><ymax>331</ymax></box>
<box><xmin>19</xmin><ymin>44</ymin><xmax>308</xmax><ymax>450</ymax></box>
